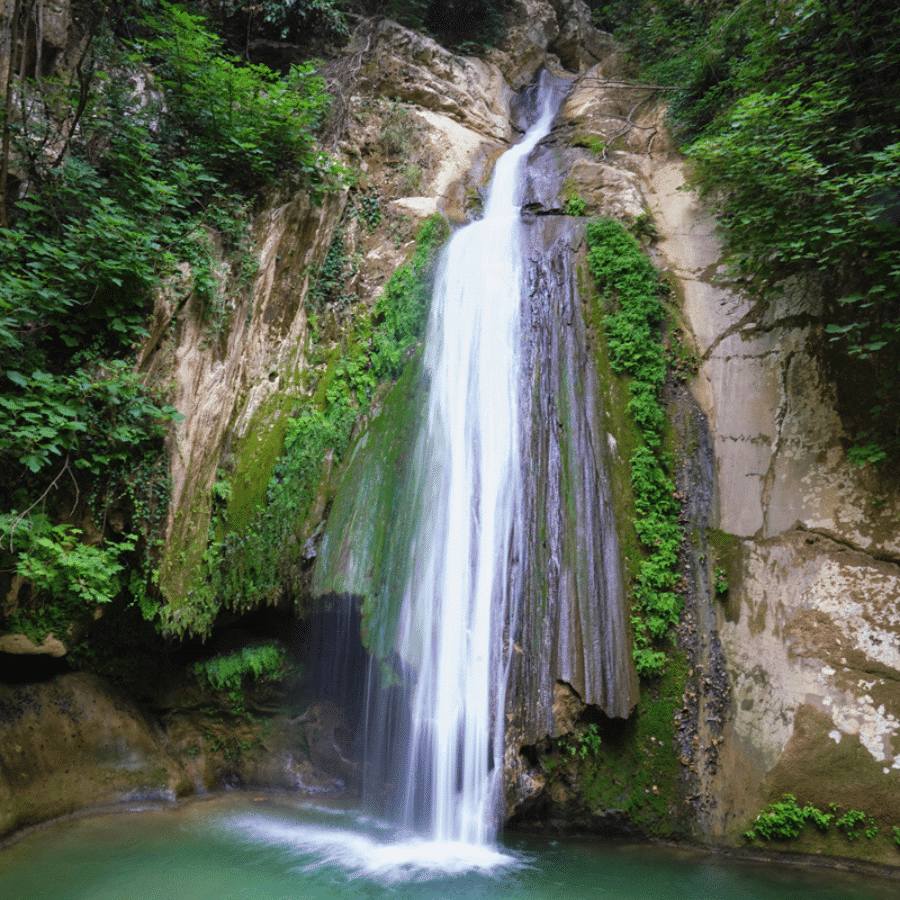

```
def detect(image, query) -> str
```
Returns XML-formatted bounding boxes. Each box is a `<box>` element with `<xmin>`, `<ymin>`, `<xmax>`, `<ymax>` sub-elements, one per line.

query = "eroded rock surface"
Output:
<box><xmin>0</xmin><ymin>674</ymin><xmax>186</xmax><ymax>836</ymax></box>
<box><xmin>643</xmin><ymin>151</ymin><xmax>900</xmax><ymax>847</ymax></box>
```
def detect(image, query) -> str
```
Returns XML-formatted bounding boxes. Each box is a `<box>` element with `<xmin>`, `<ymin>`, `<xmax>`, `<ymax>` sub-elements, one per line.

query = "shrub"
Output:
<box><xmin>744</xmin><ymin>794</ymin><xmax>837</xmax><ymax>841</ymax></box>
<box><xmin>193</xmin><ymin>643</ymin><xmax>289</xmax><ymax>694</ymax></box>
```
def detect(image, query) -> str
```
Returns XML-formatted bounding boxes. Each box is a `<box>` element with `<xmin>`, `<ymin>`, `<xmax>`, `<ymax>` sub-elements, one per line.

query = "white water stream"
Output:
<box><xmin>388</xmin><ymin>78</ymin><xmax>562</xmax><ymax>845</ymax></box>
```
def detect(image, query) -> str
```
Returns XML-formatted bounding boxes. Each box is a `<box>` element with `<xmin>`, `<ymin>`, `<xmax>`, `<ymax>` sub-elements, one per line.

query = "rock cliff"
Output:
<box><xmin>1</xmin><ymin>0</ymin><xmax>898</xmax><ymax>869</ymax></box>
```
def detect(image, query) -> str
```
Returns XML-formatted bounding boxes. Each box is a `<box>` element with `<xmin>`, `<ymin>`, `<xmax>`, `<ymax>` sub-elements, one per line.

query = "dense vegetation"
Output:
<box><xmin>593</xmin><ymin>0</ymin><xmax>900</xmax><ymax>464</ymax></box>
<box><xmin>587</xmin><ymin>218</ymin><xmax>681</xmax><ymax>678</ymax></box>
<box><xmin>0</xmin><ymin>0</ymin><xmax>340</xmax><ymax>645</ymax></box>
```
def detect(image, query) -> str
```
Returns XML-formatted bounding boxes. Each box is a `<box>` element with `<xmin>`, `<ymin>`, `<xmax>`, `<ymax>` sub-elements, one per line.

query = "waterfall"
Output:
<box><xmin>367</xmin><ymin>77</ymin><xmax>563</xmax><ymax>845</ymax></box>
<box><xmin>312</xmin><ymin>69</ymin><xmax>636</xmax><ymax>848</ymax></box>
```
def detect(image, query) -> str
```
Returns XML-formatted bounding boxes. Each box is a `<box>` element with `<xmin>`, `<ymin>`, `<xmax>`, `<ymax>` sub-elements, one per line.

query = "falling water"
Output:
<box><xmin>377</xmin><ymin>75</ymin><xmax>564</xmax><ymax>845</ymax></box>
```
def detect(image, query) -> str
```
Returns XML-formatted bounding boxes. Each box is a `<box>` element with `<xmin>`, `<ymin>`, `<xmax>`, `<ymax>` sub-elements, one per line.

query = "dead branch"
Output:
<box><xmin>578</xmin><ymin>76</ymin><xmax>683</xmax><ymax>91</ymax></box>
<box><xmin>6</xmin><ymin>453</ymin><xmax>76</xmax><ymax>552</ymax></box>
<box><xmin>320</xmin><ymin>17</ymin><xmax>378</xmax><ymax>149</ymax></box>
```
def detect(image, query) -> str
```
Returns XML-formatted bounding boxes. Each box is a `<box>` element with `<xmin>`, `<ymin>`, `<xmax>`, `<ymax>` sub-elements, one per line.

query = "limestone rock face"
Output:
<box><xmin>490</xmin><ymin>39</ymin><xmax>900</xmax><ymax>853</ymax></box>
<box><xmin>143</xmin><ymin>189</ymin><xmax>345</xmax><ymax>609</ymax></box>
<box><xmin>641</xmin><ymin>153</ymin><xmax>900</xmax><ymax>846</ymax></box>
<box><xmin>0</xmin><ymin>673</ymin><xmax>187</xmax><ymax>837</ymax></box>
<box><xmin>0</xmin><ymin>0</ymin><xmax>72</xmax><ymax>93</ymax></box>
<box><xmin>147</xmin><ymin>17</ymin><xmax>512</xmax><ymax>618</ymax></box>
<box><xmin>720</xmin><ymin>534</ymin><xmax>900</xmax><ymax>815</ymax></box>
<box><xmin>561</xmin><ymin>64</ymin><xmax>672</xmax><ymax>156</ymax></box>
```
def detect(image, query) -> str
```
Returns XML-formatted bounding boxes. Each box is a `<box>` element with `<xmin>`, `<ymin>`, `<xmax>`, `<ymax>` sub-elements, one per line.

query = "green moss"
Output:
<box><xmin>572</xmin><ymin>133</ymin><xmax>606</xmax><ymax>156</ymax></box>
<box><xmin>313</xmin><ymin>352</ymin><xmax>428</xmax><ymax>660</ymax></box>
<box><xmin>565</xmin><ymin>652</ymin><xmax>689</xmax><ymax>836</ymax></box>
<box><xmin>226</xmin><ymin>390</ymin><xmax>305</xmax><ymax>533</ymax></box>
<box><xmin>708</xmin><ymin>528</ymin><xmax>740</xmax><ymax>572</ymax></box>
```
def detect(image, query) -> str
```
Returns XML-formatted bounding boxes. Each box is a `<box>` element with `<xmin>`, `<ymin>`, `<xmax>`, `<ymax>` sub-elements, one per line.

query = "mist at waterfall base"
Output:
<box><xmin>0</xmin><ymin>797</ymin><xmax>895</xmax><ymax>900</ymax></box>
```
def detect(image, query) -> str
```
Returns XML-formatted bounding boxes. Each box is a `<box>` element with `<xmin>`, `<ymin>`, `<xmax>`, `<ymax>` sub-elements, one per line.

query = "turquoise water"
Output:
<box><xmin>0</xmin><ymin>797</ymin><xmax>895</xmax><ymax>900</ymax></box>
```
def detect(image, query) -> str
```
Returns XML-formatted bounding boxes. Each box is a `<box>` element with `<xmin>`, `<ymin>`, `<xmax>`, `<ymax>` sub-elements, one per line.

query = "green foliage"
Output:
<box><xmin>836</xmin><ymin>809</ymin><xmax>877</xmax><ymax>842</ymax></box>
<box><xmin>141</xmin><ymin>2</ymin><xmax>339</xmax><ymax>190</ymax></box>
<box><xmin>1</xmin><ymin>514</ymin><xmax>135</xmax><ymax>640</ymax></box>
<box><xmin>564</xmin><ymin>195</ymin><xmax>587</xmax><ymax>217</ymax></box>
<box><xmin>400</xmin><ymin>163</ymin><xmax>424</xmax><ymax>195</ymax></box>
<box><xmin>893</xmin><ymin>825</ymin><xmax>900</xmax><ymax>846</ymax></box>
<box><xmin>355</xmin><ymin>194</ymin><xmax>382</xmax><ymax>233</ymax></box>
<box><xmin>746</xmin><ymin>796</ymin><xmax>884</xmax><ymax>843</ymax></box>
<box><xmin>563</xmin><ymin>181</ymin><xmax>587</xmax><ymax>217</ymax></box>
<box><xmin>714</xmin><ymin>566</ymin><xmax>728</xmax><ymax>596</ymax></box>
<box><xmin>597</xmin><ymin>0</ymin><xmax>900</xmax><ymax>464</ymax></box>
<box><xmin>629</xmin><ymin>212</ymin><xmax>658</xmax><ymax>243</ymax></box>
<box><xmin>0</xmin><ymin>364</ymin><xmax>178</xmax><ymax>480</ymax></box>
<box><xmin>205</xmin><ymin>734</ymin><xmax>256</xmax><ymax>759</ymax></box>
<box><xmin>308</xmin><ymin>226</ymin><xmax>357</xmax><ymax>313</ymax></box>
<box><xmin>559</xmin><ymin>723</ymin><xmax>602</xmax><ymax>760</ymax></box>
<box><xmin>586</xmin><ymin>218</ymin><xmax>681</xmax><ymax>679</ymax></box>
<box><xmin>193</xmin><ymin>643</ymin><xmax>289</xmax><ymax>695</ymax></box>
<box><xmin>371</xmin><ymin>215</ymin><xmax>449</xmax><ymax>378</ymax></box>
<box><xmin>745</xmin><ymin>795</ymin><xmax>817</xmax><ymax>841</ymax></box>
<box><xmin>572</xmin><ymin>134</ymin><xmax>606</xmax><ymax>156</ymax></box>
<box><xmin>230</xmin><ymin>0</ymin><xmax>348</xmax><ymax>45</ymax></box>
<box><xmin>559</xmin><ymin>656</ymin><xmax>686</xmax><ymax>836</ymax></box>
<box><xmin>371</xmin><ymin>0</ymin><xmax>510</xmax><ymax>51</ymax></box>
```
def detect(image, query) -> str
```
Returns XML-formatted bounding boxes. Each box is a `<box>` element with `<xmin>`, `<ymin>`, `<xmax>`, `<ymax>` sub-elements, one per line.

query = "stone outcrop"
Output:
<box><xmin>351</xmin><ymin>18</ymin><xmax>511</xmax><ymax>143</ymax></box>
<box><xmin>0</xmin><ymin>668</ymin><xmax>366</xmax><ymax>838</ymax></box>
<box><xmin>0</xmin><ymin>673</ymin><xmax>187</xmax><ymax>836</ymax></box>
<box><xmin>0</xmin><ymin>633</ymin><xmax>66</xmax><ymax>658</ymax></box>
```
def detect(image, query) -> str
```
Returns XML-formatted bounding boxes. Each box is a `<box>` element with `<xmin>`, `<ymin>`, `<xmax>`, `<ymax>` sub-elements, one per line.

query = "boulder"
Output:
<box><xmin>0</xmin><ymin>632</ymin><xmax>67</xmax><ymax>657</ymax></box>
<box><xmin>0</xmin><ymin>673</ymin><xmax>188</xmax><ymax>837</ymax></box>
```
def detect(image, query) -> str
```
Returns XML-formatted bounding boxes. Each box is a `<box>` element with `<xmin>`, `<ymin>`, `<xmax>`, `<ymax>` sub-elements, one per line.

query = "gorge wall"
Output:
<box><xmin>1</xmin><ymin>0</ymin><xmax>898</xmax><ymax>869</ymax></box>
